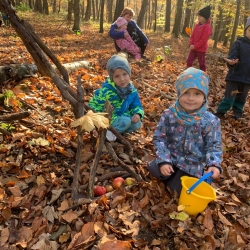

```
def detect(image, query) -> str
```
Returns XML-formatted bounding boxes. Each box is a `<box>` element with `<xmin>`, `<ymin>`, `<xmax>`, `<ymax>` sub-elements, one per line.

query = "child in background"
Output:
<box><xmin>109</xmin><ymin>7</ymin><xmax>149</xmax><ymax>58</ymax></box>
<box><xmin>114</xmin><ymin>17</ymin><xmax>141</xmax><ymax>60</ymax></box>
<box><xmin>186</xmin><ymin>5</ymin><xmax>212</xmax><ymax>72</ymax></box>
<box><xmin>215</xmin><ymin>17</ymin><xmax>250</xmax><ymax>120</ymax></box>
<box><xmin>147</xmin><ymin>67</ymin><xmax>222</xmax><ymax>194</ymax></box>
<box><xmin>88</xmin><ymin>54</ymin><xmax>144</xmax><ymax>139</ymax></box>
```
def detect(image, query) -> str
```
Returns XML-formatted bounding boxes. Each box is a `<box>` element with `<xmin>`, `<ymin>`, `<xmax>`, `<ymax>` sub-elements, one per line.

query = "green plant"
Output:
<box><xmin>16</xmin><ymin>3</ymin><xmax>32</xmax><ymax>12</ymax></box>
<box><xmin>0</xmin><ymin>123</ymin><xmax>15</xmax><ymax>131</ymax></box>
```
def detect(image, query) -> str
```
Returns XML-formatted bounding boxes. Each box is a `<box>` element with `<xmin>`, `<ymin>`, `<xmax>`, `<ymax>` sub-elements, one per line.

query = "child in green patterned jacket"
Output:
<box><xmin>88</xmin><ymin>54</ymin><xmax>144</xmax><ymax>139</ymax></box>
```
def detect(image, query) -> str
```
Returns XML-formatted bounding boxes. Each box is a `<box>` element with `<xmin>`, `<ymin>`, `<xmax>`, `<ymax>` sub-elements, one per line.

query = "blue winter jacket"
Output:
<box><xmin>109</xmin><ymin>19</ymin><xmax>149</xmax><ymax>51</ymax></box>
<box><xmin>153</xmin><ymin>109</ymin><xmax>222</xmax><ymax>178</ymax></box>
<box><xmin>226</xmin><ymin>36</ymin><xmax>250</xmax><ymax>84</ymax></box>
<box><xmin>88</xmin><ymin>78</ymin><xmax>144</xmax><ymax>124</ymax></box>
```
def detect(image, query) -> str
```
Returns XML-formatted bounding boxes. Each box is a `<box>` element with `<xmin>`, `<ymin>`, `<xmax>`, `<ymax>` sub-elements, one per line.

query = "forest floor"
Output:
<box><xmin>0</xmin><ymin>12</ymin><xmax>250</xmax><ymax>250</ymax></box>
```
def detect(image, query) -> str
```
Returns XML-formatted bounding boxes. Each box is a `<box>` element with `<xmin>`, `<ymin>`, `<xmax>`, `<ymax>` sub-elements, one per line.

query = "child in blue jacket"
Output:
<box><xmin>215</xmin><ymin>17</ymin><xmax>250</xmax><ymax>120</ymax></box>
<box><xmin>88</xmin><ymin>54</ymin><xmax>144</xmax><ymax>139</ymax></box>
<box><xmin>148</xmin><ymin>67</ymin><xmax>222</xmax><ymax>194</ymax></box>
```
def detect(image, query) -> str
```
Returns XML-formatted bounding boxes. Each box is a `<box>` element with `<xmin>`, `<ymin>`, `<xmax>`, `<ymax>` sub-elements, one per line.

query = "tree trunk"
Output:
<box><xmin>213</xmin><ymin>0</ymin><xmax>225</xmax><ymax>49</ymax></box>
<box><xmin>99</xmin><ymin>0</ymin><xmax>105</xmax><ymax>33</ymax></box>
<box><xmin>244</xmin><ymin>0</ymin><xmax>250</xmax><ymax>24</ymax></box>
<box><xmin>181</xmin><ymin>0</ymin><xmax>192</xmax><ymax>35</ymax></box>
<box><xmin>85</xmin><ymin>0</ymin><xmax>91</xmax><ymax>21</ymax></box>
<box><xmin>52</xmin><ymin>0</ymin><xmax>56</xmax><ymax>13</ymax></box>
<box><xmin>113</xmin><ymin>0</ymin><xmax>124</xmax><ymax>22</ymax></box>
<box><xmin>164</xmin><ymin>0</ymin><xmax>171</xmax><ymax>32</ymax></box>
<box><xmin>137</xmin><ymin>0</ymin><xmax>149</xmax><ymax>28</ymax></box>
<box><xmin>153</xmin><ymin>0</ymin><xmax>157</xmax><ymax>31</ymax></box>
<box><xmin>91</xmin><ymin>0</ymin><xmax>95</xmax><ymax>20</ymax></box>
<box><xmin>229</xmin><ymin>0</ymin><xmax>241</xmax><ymax>49</ymax></box>
<box><xmin>43</xmin><ymin>0</ymin><xmax>49</xmax><ymax>14</ymax></box>
<box><xmin>67</xmin><ymin>0</ymin><xmax>73</xmax><ymax>21</ymax></box>
<box><xmin>72</xmin><ymin>0</ymin><xmax>81</xmax><ymax>32</ymax></box>
<box><xmin>107</xmin><ymin>0</ymin><xmax>113</xmax><ymax>23</ymax></box>
<box><xmin>34</xmin><ymin>0</ymin><xmax>42</xmax><ymax>13</ymax></box>
<box><xmin>172</xmin><ymin>0</ymin><xmax>184</xmax><ymax>38</ymax></box>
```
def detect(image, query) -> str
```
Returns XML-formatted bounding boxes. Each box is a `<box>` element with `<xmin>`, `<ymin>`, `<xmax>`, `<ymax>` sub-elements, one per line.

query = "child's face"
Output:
<box><xmin>120</xmin><ymin>23</ymin><xmax>128</xmax><ymax>29</ymax></box>
<box><xmin>112</xmin><ymin>68</ymin><xmax>130</xmax><ymax>88</ymax></box>
<box><xmin>123</xmin><ymin>14</ymin><xmax>133</xmax><ymax>22</ymax></box>
<box><xmin>245</xmin><ymin>26</ymin><xmax>250</xmax><ymax>39</ymax></box>
<box><xmin>198</xmin><ymin>15</ymin><xmax>206</xmax><ymax>24</ymax></box>
<box><xmin>179</xmin><ymin>88</ymin><xmax>205</xmax><ymax>114</ymax></box>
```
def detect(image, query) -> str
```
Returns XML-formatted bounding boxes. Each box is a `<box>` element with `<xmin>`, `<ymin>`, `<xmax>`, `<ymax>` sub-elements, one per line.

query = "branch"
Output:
<box><xmin>0</xmin><ymin>111</ymin><xmax>31</xmax><ymax>121</ymax></box>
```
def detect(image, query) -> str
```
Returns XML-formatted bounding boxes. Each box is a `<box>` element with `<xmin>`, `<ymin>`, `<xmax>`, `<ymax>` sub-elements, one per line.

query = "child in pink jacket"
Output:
<box><xmin>186</xmin><ymin>5</ymin><xmax>212</xmax><ymax>71</ymax></box>
<box><xmin>115</xmin><ymin>17</ymin><xmax>141</xmax><ymax>60</ymax></box>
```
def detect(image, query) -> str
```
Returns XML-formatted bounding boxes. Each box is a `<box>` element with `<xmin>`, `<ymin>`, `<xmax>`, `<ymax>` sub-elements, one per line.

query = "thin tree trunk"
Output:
<box><xmin>229</xmin><ymin>0</ymin><xmax>241</xmax><ymax>49</ymax></box>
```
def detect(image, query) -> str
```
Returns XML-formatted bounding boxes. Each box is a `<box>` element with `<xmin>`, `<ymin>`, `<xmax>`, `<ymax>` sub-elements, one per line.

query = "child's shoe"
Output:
<box><xmin>214</xmin><ymin>112</ymin><xmax>225</xmax><ymax>119</ymax></box>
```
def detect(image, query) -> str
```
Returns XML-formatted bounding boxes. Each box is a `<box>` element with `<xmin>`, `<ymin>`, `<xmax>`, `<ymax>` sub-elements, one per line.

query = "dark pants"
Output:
<box><xmin>147</xmin><ymin>159</ymin><xmax>192</xmax><ymax>195</ymax></box>
<box><xmin>186</xmin><ymin>50</ymin><xmax>206</xmax><ymax>71</ymax></box>
<box><xmin>216</xmin><ymin>81</ymin><xmax>250</xmax><ymax>118</ymax></box>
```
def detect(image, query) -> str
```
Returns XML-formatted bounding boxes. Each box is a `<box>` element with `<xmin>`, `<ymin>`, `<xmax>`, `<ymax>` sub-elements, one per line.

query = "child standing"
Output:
<box><xmin>114</xmin><ymin>17</ymin><xmax>141</xmax><ymax>60</ymax></box>
<box><xmin>88</xmin><ymin>54</ymin><xmax>144</xmax><ymax>138</ymax></box>
<box><xmin>215</xmin><ymin>17</ymin><xmax>250</xmax><ymax>120</ymax></box>
<box><xmin>147</xmin><ymin>67</ymin><xmax>222</xmax><ymax>194</ymax></box>
<box><xmin>186</xmin><ymin>5</ymin><xmax>212</xmax><ymax>72</ymax></box>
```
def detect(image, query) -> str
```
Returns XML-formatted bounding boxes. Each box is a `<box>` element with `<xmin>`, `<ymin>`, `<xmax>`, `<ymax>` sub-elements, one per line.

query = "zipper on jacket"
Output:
<box><xmin>182</xmin><ymin>127</ymin><xmax>188</xmax><ymax>152</ymax></box>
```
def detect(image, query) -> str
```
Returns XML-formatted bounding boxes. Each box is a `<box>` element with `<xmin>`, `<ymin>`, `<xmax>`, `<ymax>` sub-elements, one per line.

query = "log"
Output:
<box><xmin>0</xmin><ymin>61</ymin><xmax>89</xmax><ymax>84</ymax></box>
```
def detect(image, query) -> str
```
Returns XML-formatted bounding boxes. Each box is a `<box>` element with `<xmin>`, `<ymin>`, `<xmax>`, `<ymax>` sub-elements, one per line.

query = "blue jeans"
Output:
<box><xmin>111</xmin><ymin>116</ymin><xmax>141</xmax><ymax>133</ymax></box>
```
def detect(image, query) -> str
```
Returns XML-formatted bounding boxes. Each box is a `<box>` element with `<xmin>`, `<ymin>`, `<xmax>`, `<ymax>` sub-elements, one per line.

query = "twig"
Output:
<box><xmin>88</xmin><ymin>101</ymin><xmax>113</xmax><ymax>198</ymax></box>
<box><xmin>0</xmin><ymin>111</ymin><xmax>31</xmax><ymax>121</ymax></box>
<box><xmin>71</xmin><ymin>76</ymin><xmax>85</xmax><ymax>204</ymax></box>
<box><xmin>105</xmin><ymin>141</ymin><xmax>143</xmax><ymax>182</ymax></box>
<box><xmin>0</xmin><ymin>127</ymin><xmax>11</xmax><ymax>135</ymax></box>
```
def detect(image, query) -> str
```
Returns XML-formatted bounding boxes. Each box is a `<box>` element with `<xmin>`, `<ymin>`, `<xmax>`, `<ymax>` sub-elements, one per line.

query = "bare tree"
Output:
<box><xmin>85</xmin><ymin>0</ymin><xmax>91</xmax><ymax>21</ymax></box>
<box><xmin>164</xmin><ymin>0</ymin><xmax>171</xmax><ymax>32</ymax></box>
<box><xmin>153</xmin><ymin>0</ymin><xmax>157</xmax><ymax>31</ymax></box>
<box><xmin>172</xmin><ymin>0</ymin><xmax>184</xmax><ymax>37</ymax></box>
<box><xmin>230</xmin><ymin>0</ymin><xmax>241</xmax><ymax>49</ymax></box>
<box><xmin>99</xmin><ymin>0</ymin><xmax>105</xmax><ymax>33</ymax></box>
<box><xmin>137</xmin><ymin>0</ymin><xmax>149</xmax><ymax>28</ymax></box>
<box><xmin>181</xmin><ymin>0</ymin><xmax>192</xmax><ymax>35</ymax></box>
<box><xmin>72</xmin><ymin>0</ymin><xmax>81</xmax><ymax>31</ymax></box>
<box><xmin>43</xmin><ymin>0</ymin><xmax>49</xmax><ymax>14</ymax></box>
<box><xmin>113</xmin><ymin>0</ymin><xmax>124</xmax><ymax>22</ymax></box>
<box><xmin>107</xmin><ymin>0</ymin><xmax>113</xmax><ymax>23</ymax></box>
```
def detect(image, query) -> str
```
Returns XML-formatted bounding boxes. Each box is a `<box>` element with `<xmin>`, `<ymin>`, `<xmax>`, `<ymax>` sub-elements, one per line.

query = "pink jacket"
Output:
<box><xmin>190</xmin><ymin>19</ymin><xmax>212</xmax><ymax>52</ymax></box>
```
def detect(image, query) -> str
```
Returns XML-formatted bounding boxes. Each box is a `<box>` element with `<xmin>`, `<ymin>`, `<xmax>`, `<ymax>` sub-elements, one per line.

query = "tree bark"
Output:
<box><xmin>137</xmin><ymin>0</ymin><xmax>149</xmax><ymax>28</ymax></box>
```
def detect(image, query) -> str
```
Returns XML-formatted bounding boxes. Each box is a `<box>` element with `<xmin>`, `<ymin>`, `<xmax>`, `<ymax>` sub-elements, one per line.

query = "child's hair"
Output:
<box><xmin>175</xmin><ymin>67</ymin><xmax>209</xmax><ymax>100</ymax></box>
<box><xmin>106</xmin><ymin>55</ymin><xmax>131</xmax><ymax>81</ymax></box>
<box><xmin>121</xmin><ymin>7</ymin><xmax>135</xmax><ymax>17</ymax></box>
<box><xmin>116</xmin><ymin>17</ymin><xmax>128</xmax><ymax>28</ymax></box>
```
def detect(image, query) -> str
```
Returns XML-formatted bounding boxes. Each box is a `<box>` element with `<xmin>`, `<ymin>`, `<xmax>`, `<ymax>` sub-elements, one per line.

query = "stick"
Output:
<box><xmin>105</xmin><ymin>141</ymin><xmax>143</xmax><ymax>182</ymax></box>
<box><xmin>0</xmin><ymin>111</ymin><xmax>31</xmax><ymax>121</ymax></box>
<box><xmin>71</xmin><ymin>76</ymin><xmax>85</xmax><ymax>204</ymax></box>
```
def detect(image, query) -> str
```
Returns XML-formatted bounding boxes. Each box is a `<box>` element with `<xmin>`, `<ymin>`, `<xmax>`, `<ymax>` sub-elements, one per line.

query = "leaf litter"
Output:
<box><xmin>0</xmin><ymin>13</ymin><xmax>249</xmax><ymax>249</ymax></box>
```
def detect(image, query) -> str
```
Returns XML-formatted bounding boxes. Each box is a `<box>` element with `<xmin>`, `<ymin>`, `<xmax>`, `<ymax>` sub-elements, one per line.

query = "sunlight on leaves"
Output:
<box><xmin>70</xmin><ymin>110</ymin><xmax>109</xmax><ymax>132</ymax></box>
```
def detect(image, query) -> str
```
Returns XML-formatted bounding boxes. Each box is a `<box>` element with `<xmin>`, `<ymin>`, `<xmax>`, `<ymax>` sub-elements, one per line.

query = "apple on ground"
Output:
<box><xmin>94</xmin><ymin>185</ymin><xmax>106</xmax><ymax>196</ymax></box>
<box><xmin>125</xmin><ymin>177</ymin><xmax>136</xmax><ymax>186</ymax></box>
<box><xmin>105</xmin><ymin>184</ymin><xmax>114</xmax><ymax>192</ymax></box>
<box><xmin>112</xmin><ymin>177</ymin><xmax>125</xmax><ymax>189</ymax></box>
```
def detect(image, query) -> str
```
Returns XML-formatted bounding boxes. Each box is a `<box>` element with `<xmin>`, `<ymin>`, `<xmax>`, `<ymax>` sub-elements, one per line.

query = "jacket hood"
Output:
<box><xmin>237</xmin><ymin>36</ymin><xmax>250</xmax><ymax>43</ymax></box>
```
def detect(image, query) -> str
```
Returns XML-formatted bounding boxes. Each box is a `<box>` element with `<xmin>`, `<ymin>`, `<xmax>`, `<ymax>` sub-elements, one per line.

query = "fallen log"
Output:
<box><xmin>0</xmin><ymin>61</ymin><xmax>89</xmax><ymax>84</ymax></box>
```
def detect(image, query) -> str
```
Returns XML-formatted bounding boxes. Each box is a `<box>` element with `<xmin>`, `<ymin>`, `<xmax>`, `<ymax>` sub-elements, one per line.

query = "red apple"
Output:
<box><xmin>125</xmin><ymin>177</ymin><xmax>136</xmax><ymax>186</ymax></box>
<box><xmin>94</xmin><ymin>185</ymin><xmax>106</xmax><ymax>196</ymax></box>
<box><xmin>112</xmin><ymin>177</ymin><xmax>125</xmax><ymax>189</ymax></box>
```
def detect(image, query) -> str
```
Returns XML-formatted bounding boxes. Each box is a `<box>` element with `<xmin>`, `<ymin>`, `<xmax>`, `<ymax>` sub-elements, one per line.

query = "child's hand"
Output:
<box><xmin>207</xmin><ymin>166</ymin><xmax>220</xmax><ymax>179</ymax></box>
<box><xmin>160</xmin><ymin>164</ymin><xmax>174</xmax><ymax>176</ymax></box>
<box><xmin>224</xmin><ymin>58</ymin><xmax>239</xmax><ymax>65</ymax></box>
<box><xmin>190</xmin><ymin>45</ymin><xmax>194</xmax><ymax>50</ymax></box>
<box><xmin>92</xmin><ymin>129</ymin><xmax>98</xmax><ymax>138</ymax></box>
<box><xmin>131</xmin><ymin>114</ymin><xmax>140</xmax><ymax>123</ymax></box>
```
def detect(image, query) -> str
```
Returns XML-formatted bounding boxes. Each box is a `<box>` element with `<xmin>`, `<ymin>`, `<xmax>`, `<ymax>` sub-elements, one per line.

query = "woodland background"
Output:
<box><xmin>0</xmin><ymin>0</ymin><xmax>250</xmax><ymax>250</ymax></box>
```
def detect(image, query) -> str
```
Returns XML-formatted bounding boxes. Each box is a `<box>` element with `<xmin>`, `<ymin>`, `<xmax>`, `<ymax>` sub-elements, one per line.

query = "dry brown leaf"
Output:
<box><xmin>203</xmin><ymin>208</ymin><xmax>214</xmax><ymax>230</ymax></box>
<box><xmin>62</xmin><ymin>210</ymin><xmax>78</xmax><ymax>223</ymax></box>
<box><xmin>100</xmin><ymin>240</ymin><xmax>131</xmax><ymax>250</ymax></box>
